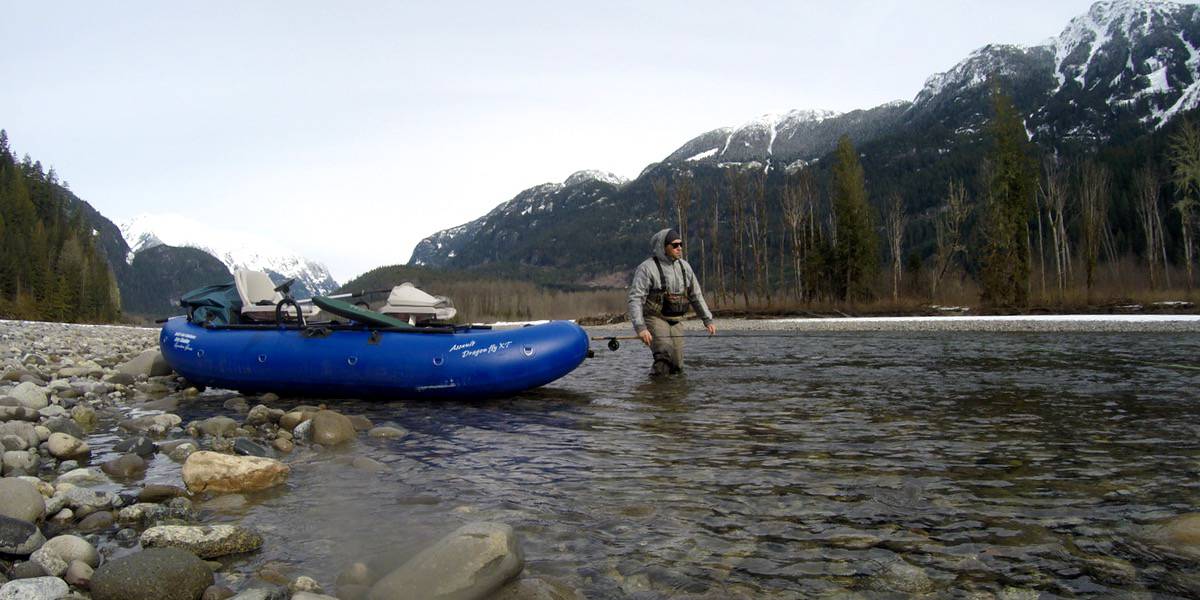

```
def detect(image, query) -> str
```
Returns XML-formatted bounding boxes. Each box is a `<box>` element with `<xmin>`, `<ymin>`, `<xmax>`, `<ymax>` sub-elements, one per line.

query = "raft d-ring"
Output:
<box><xmin>256</xmin><ymin>354</ymin><xmax>266</xmax><ymax>363</ymax></box>
<box><xmin>432</xmin><ymin>356</ymin><xmax>444</xmax><ymax>366</ymax></box>
<box><xmin>196</xmin><ymin>349</ymin><xmax>206</xmax><ymax>359</ymax></box>
<box><xmin>522</xmin><ymin>346</ymin><xmax>535</xmax><ymax>357</ymax></box>
<box><xmin>347</xmin><ymin>356</ymin><xmax>358</xmax><ymax>366</ymax></box>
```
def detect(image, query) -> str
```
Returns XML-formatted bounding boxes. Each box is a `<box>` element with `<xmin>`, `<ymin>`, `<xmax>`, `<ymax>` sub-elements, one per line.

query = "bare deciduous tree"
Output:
<box><xmin>1041</xmin><ymin>158</ymin><xmax>1072</xmax><ymax>297</ymax></box>
<box><xmin>1169</xmin><ymin>118</ymin><xmax>1200</xmax><ymax>290</ymax></box>
<box><xmin>781</xmin><ymin>168</ymin><xmax>816</xmax><ymax>301</ymax></box>
<box><xmin>1078</xmin><ymin>160</ymin><xmax>1110</xmax><ymax>301</ymax></box>
<box><xmin>885</xmin><ymin>192</ymin><xmax>906</xmax><ymax>301</ymax></box>
<box><xmin>1134</xmin><ymin>166</ymin><xmax>1168</xmax><ymax>290</ymax></box>
<box><xmin>932</xmin><ymin>180</ymin><xmax>970</xmax><ymax>298</ymax></box>
<box><xmin>652</xmin><ymin>178</ymin><xmax>670</xmax><ymax>227</ymax></box>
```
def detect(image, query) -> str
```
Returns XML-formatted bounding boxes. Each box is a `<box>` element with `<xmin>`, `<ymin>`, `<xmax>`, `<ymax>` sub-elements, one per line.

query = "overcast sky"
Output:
<box><xmin>1</xmin><ymin>1</ymin><xmax>1123</xmax><ymax>281</ymax></box>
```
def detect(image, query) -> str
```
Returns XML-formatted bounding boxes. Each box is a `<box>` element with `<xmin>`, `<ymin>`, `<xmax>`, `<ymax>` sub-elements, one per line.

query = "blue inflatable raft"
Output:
<box><xmin>159</xmin><ymin>316</ymin><xmax>591</xmax><ymax>399</ymax></box>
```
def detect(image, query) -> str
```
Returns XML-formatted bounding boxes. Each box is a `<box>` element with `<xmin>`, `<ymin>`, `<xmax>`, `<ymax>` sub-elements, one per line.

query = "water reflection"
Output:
<box><xmin>152</xmin><ymin>331</ymin><xmax>1200</xmax><ymax>597</ymax></box>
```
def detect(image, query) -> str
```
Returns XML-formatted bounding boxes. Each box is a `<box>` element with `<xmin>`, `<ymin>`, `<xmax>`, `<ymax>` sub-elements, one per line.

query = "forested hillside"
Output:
<box><xmin>0</xmin><ymin>131</ymin><xmax>120</xmax><ymax>322</ymax></box>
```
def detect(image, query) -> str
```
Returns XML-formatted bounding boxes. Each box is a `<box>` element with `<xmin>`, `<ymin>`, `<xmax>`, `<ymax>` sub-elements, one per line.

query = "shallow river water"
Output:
<box><xmin>121</xmin><ymin>330</ymin><xmax>1200</xmax><ymax>597</ymax></box>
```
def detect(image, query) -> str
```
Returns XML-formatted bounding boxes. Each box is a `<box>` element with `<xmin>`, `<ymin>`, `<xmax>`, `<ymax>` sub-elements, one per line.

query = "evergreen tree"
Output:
<box><xmin>831</xmin><ymin>135</ymin><xmax>877</xmax><ymax>301</ymax></box>
<box><xmin>979</xmin><ymin>86</ymin><xmax>1036</xmax><ymax>307</ymax></box>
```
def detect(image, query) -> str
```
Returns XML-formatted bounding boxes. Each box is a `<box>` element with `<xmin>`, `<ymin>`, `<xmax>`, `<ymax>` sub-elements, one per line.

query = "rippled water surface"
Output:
<box><xmin>147</xmin><ymin>331</ymin><xmax>1200</xmax><ymax>597</ymax></box>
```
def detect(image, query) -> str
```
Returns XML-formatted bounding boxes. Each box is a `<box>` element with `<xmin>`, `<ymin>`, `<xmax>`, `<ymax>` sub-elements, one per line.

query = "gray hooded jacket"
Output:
<box><xmin>627</xmin><ymin>228</ymin><xmax>714</xmax><ymax>333</ymax></box>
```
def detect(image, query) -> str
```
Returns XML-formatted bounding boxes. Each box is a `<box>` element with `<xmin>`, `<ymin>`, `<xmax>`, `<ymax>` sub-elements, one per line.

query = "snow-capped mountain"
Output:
<box><xmin>120</xmin><ymin>213</ymin><xmax>339</xmax><ymax>298</ymax></box>
<box><xmin>409</xmin><ymin>170</ymin><xmax>625</xmax><ymax>269</ymax></box>
<box><xmin>663</xmin><ymin>105</ymin><xmax>908</xmax><ymax>166</ymax></box>
<box><xmin>408</xmin><ymin>0</ymin><xmax>1200</xmax><ymax>282</ymax></box>
<box><xmin>914</xmin><ymin>0</ymin><xmax>1200</xmax><ymax>143</ymax></box>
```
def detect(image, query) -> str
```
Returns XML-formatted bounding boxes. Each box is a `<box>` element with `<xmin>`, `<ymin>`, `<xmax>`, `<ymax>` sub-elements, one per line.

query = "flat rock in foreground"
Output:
<box><xmin>369</xmin><ymin>521</ymin><xmax>524</xmax><ymax>600</ymax></box>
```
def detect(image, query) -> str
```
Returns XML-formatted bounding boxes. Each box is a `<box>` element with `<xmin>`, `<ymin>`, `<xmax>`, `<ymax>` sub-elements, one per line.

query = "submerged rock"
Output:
<box><xmin>0</xmin><ymin>515</ymin><xmax>45</xmax><ymax>555</ymax></box>
<box><xmin>368</xmin><ymin>522</ymin><xmax>525</xmax><ymax>600</ymax></box>
<box><xmin>310</xmin><ymin>410</ymin><xmax>356</xmax><ymax>446</ymax></box>
<box><xmin>1140</xmin><ymin>513</ymin><xmax>1200</xmax><ymax>560</ymax></box>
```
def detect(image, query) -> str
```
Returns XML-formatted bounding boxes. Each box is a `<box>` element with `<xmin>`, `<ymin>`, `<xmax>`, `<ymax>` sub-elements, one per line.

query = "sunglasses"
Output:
<box><xmin>668</xmin><ymin>241</ymin><xmax>683</xmax><ymax>248</ymax></box>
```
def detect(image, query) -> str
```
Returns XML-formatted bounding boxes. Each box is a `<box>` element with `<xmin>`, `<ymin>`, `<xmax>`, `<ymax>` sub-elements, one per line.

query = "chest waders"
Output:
<box><xmin>643</xmin><ymin>257</ymin><xmax>690</xmax><ymax>375</ymax></box>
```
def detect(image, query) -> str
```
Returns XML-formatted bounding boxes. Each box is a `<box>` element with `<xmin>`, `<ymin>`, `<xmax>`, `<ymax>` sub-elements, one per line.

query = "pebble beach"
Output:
<box><xmin>1</xmin><ymin>314</ymin><xmax>1198</xmax><ymax>599</ymax></box>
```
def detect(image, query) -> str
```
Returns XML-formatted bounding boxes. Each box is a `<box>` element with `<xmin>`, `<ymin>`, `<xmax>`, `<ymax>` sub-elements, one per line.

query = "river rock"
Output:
<box><xmin>0</xmin><ymin>405</ymin><xmax>39</xmax><ymax>422</ymax></box>
<box><xmin>492</xmin><ymin>577</ymin><xmax>583</xmax><ymax>600</ymax></box>
<box><xmin>233</xmin><ymin>438</ymin><xmax>270</xmax><ymax>458</ymax></box>
<box><xmin>119</xmin><ymin>413</ymin><xmax>182</xmax><ymax>437</ymax></box>
<box><xmin>196</xmin><ymin>416</ymin><xmax>239</xmax><ymax>438</ymax></box>
<box><xmin>91</xmin><ymin>547</ymin><xmax>213</xmax><ymax>600</ymax></box>
<box><xmin>77</xmin><ymin>511</ymin><xmax>115</xmax><ymax>532</ymax></box>
<box><xmin>8</xmin><ymin>382</ymin><xmax>48</xmax><ymax>411</ymax></box>
<box><xmin>114</xmin><ymin>435</ymin><xmax>158</xmax><ymax>457</ymax></box>
<box><xmin>140</xmin><ymin>524</ymin><xmax>264</xmax><ymax>558</ymax></box>
<box><xmin>0</xmin><ymin>422</ymin><xmax>38</xmax><ymax>448</ymax></box>
<box><xmin>40</xmin><ymin>534</ymin><xmax>99</xmax><ymax>567</ymax></box>
<box><xmin>245</xmin><ymin>404</ymin><xmax>282</xmax><ymax>426</ymax></box>
<box><xmin>0</xmin><ymin>515</ymin><xmax>44</xmax><ymax>555</ymax></box>
<box><xmin>310</xmin><ymin>410</ymin><xmax>356</xmax><ymax>446</ymax></box>
<box><xmin>1140</xmin><ymin>513</ymin><xmax>1200</xmax><ymax>560</ymax></box>
<box><xmin>101</xmin><ymin>453</ymin><xmax>147</xmax><ymax>479</ymax></box>
<box><xmin>64</xmin><ymin>487</ymin><xmax>117</xmax><ymax>512</ymax></box>
<box><xmin>368</xmin><ymin>426</ymin><xmax>406</xmax><ymax>439</ymax></box>
<box><xmin>116</xmin><ymin>349</ymin><xmax>173</xmax><ymax>378</ymax></box>
<box><xmin>2</xmin><ymin>450</ymin><xmax>38</xmax><ymax>476</ymax></box>
<box><xmin>279</xmin><ymin>411</ymin><xmax>311</xmax><ymax>432</ymax></box>
<box><xmin>29</xmin><ymin>545</ymin><xmax>68</xmax><ymax>577</ymax></box>
<box><xmin>140</xmin><ymin>484</ymin><xmax>188</xmax><ymax>503</ymax></box>
<box><xmin>368</xmin><ymin>522</ymin><xmax>525</xmax><ymax>600</ymax></box>
<box><xmin>272</xmin><ymin>438</ymin><xmax>293</xmax><ymax>453</ymax></box>
<box><xmin>0</xmin><ymin>577</ymin><xmax>69</xmax><ymax>600</ymax></box>
<box><xmin>0</xmin><ymin>478</ymin><xmax>46</xmax><ymax>523</ymax></box>
<box><xmin>55</xmin><ymin>467</ymin><xmax>106</xmax><ymax>485</ymax></box>
<box><xmin>104</xmin><ymin>372</ymin><xmax>135</xmax><ymax>386</ymax></box>
<box><xmin>64</xmin><ymin>560</ymin><xmax>93</xmax><ymax>589</ymax></box>
<box><xmin>47</xmin><ymin>432</ymin><xmax>90</xmax><ymax>460</ymax></box>
<box><xmin>70</xmin><ymin>405</ymin><xmax>96</xmax><ymax>431</ymax></box>
<box><xmin>182</xmin><ymin>451</ymin><xmax>290</xmax><ymax>493</ymax></box>
<box><xmin>867</xmin><ymin>559</ymin><xmax>934</xmax><ymax>594</ymax></box>
<box><xmin>42</xmin><ymin>416</ymin><xmax>84</xmax><ymax>439</ymax></box>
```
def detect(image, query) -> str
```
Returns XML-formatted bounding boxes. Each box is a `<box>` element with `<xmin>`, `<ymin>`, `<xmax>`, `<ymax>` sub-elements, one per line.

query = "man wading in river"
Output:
<box><xmin>627</xmin><ymin>228</ymin><xmax>716</xmax><ymax>375</ymax></box>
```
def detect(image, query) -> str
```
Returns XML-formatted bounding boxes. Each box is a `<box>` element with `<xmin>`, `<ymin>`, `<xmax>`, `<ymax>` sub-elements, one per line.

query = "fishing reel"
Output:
<box><xmin>606</xmin><ymin>337</ymin><xmax>620</xmax><ymax>351</ymax></box>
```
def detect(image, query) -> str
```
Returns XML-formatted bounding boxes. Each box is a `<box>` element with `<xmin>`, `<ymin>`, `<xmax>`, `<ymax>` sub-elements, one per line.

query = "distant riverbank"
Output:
<box><xmin>585</xmin><ymin>313</ymin><xmax>1200</xmax><ymax>333</ymax></box>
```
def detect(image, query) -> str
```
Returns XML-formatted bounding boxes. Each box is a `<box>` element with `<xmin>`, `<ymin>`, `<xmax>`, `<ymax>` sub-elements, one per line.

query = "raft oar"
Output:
<box><xmin>295</xmin><ymin>288</ymin><xmax>392</xmax><ymax>305</ymax></box>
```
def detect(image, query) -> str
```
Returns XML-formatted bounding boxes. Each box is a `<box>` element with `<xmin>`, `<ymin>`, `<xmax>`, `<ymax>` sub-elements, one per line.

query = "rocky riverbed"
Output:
<box><xmin>0</xmin><ymin>320</ymin><xmax>559</xmax><ymax>600</ymax></box>
<box><xmin>3</xmin><ymin>318</ymin><xmax>1200</xmax><ymax>599</ymax></box>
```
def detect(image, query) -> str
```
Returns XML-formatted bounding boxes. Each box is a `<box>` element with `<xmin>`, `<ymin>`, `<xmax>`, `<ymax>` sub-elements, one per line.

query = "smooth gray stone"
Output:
<box><xmin>7</xmin><ymin>382</ymin><xmax>48</xmax><ymax>411</ymax></box>
<box><xmin>100</xmin><ymin>453</ymin><xmax>147</xmax><ymax>479</ymax></box>
<box><xmin>196</xmin><ymin>416</ymin><xmax>238</xmax><ymax>438</ymax></box>
<box><xmin>0</xmin><ymin>576</ymin><xmax>68</xmax><ymax>600</ymax></box>
<box><xmin>41</xmin><ymin>417</ymin><xmax>84</xmax><ymax>439</ymax></box>
<box><xmin>2</xmin><ymin>450</ymin><xmax>38</xmax><ymax>476</ymax></box>
<box><xmin>0</xmin><ymin>478</ymin><xmax>46</xmax><ymax>523</ymax></box>
<box><xmin>91</xmin><ymin>548</ymin><xmax>213</xmax><ymax>600</ymax></box>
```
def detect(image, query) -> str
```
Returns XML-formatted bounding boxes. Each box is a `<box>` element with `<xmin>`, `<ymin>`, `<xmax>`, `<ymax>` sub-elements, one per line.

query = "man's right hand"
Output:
<box><xmin>638</xmin><ymin>330</ymin><xmax>653</xmax><ymax>346</ymax></box>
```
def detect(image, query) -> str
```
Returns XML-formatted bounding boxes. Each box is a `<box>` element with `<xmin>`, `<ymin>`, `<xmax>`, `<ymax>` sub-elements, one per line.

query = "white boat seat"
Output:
<box><xmin>379</xmin><ymin>282</ymin><xmax>456</xmax><ymax>324</ymax></box>
<box><xmin>233</xmin><ymin>269</ymin><xmax>320</xmax><ymax>321</ymax></box>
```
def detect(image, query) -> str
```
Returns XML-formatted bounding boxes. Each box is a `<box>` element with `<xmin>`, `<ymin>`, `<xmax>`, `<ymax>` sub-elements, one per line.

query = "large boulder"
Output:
<box><xmin>181</xmin><ymin>451</ymin><xmax>289</xmax><ymax>493</ymax></box>
<box><xmin>116</xmin><ymin>349</ymin><xmax>174</xmax><ymax>378</ymax></box>
<box><xmin>140</xmin><ymin>525</ymin><xmax>263</xmax><ymax>558</ymax></box>
<box><xmin>0</xmin><ymin>577</ymin><xmax>69</xmax><ymax>600</ymax></box>
<box><xmin>7</xmin><ymin>382</ymin><xmax>48</xmax><ymax>410</ymax></box>
<box><xmin>310</xmin><ymin>410</ymin><xmax>356</xmax><ymax>446</ymax></box>
<box><xmin>91</xmin><ymin>547</ymin><xmax>213</xmax><ymax>600</ymax></box>
<box><xmin>368</xmin><ymin>522</ymin><xmax>524</xmax><ymax>600</ymax></box>
<box><xmin>0</xmin><ymin>514</ymin><xmax>45</xmax><ymax>555</ymax></box>
<box><xmin>0</xmin><ymin>478</ymin><xmax>46</xmax><ymax>523</ymax></box>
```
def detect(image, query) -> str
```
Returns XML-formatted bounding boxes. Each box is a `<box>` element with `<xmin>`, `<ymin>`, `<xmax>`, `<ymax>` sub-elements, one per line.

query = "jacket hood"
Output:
<box><xmin>650</xmin><ymin>228</ymin><xmax>675</xmax><ymax>261</ymax></box>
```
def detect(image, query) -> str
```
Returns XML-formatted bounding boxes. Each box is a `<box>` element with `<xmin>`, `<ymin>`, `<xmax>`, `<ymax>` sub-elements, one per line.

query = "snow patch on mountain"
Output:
<box><xmin>564</xmin><ymin>170</ymin><xmax>627</xmax><ymax>188</ymax></box>
<box><xmin>119</xmin><ymin>213</ymin><xmax>339</xmax><ymax>295</ymax></box>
